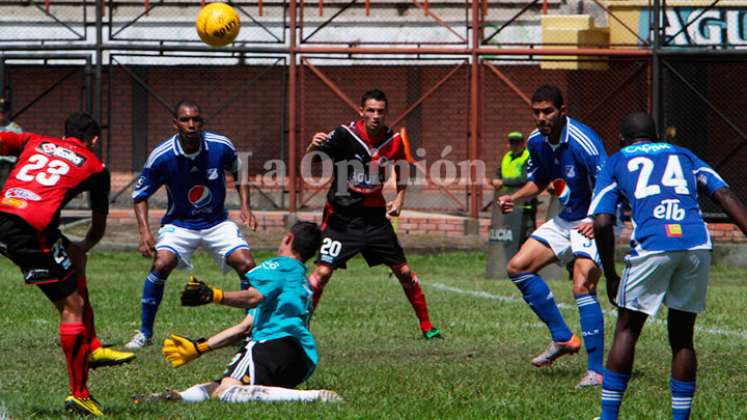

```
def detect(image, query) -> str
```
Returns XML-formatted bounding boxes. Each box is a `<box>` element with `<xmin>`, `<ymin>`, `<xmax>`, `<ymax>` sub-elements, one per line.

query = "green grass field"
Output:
<box><xmin>1</xmin><ymin>251</ymin><xmax>746</xmax><ymax>419</ymax></box>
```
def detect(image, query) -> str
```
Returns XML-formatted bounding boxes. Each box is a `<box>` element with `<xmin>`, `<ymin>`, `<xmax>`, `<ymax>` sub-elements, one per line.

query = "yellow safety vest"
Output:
<box><xmin>500</xmin><ymin>148</ymin><xmax>529</xmax><ymax>187</ymax></box>
<box><xmin>499</xmin><ymin>148</ymin><xmax>535</xmax><ymax>211</ymax></box>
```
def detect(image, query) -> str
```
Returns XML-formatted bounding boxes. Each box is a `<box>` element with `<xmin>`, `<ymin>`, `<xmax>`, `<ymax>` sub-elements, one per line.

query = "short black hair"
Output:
<box><xmin>531</xmin><ymin>84</ymin><xmax>564</xmax><ymax>108</ymax></box>
<box><xmin>64</xmin><ymin>112</ymin><xmax>100</xmax><ymax>142</ymax></box>
<box><xmin>620</xmin><ymin>112</ymin><xmax>658</xmax><ymax>142</ymax></box>
<box><xmin>290</xmin><ymin>221</ymin><xmax>322</xmax><ymax>262</ymax></box>
<box><xmin>173</xmin><ymin>99</ymin><xmax>201</xmax><ymax>118</ymax></box>
<box><xmin>360</xmin><ymin>89</ymin><xmax>388</xmax><ymax>107</ymax></box>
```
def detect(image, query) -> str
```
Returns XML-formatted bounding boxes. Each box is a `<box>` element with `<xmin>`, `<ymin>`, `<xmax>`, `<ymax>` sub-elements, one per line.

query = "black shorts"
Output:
<box><xmin>0</xmin><ymin>213</ymin><xmax>76</xmax><ymax>302</ymax></box>
<box><xmin>222</xmin><ymin>336</ymin><xmax>312</xmax><ymax>388</ymax></box>
<box><xmin>315</xmin><ymin>206</ymin><xmax>406</xmax><ymax>269</ymax></box>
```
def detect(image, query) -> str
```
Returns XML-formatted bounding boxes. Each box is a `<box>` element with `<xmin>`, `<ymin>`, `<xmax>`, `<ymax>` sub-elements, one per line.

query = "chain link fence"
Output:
<box><xmin>661</xmin><ymin>56</ymin><xmax>747</xmax><ymax>220</ymax></box>
<box><xmin>298</xmin><ymin>58</ymin><xmax>471</xmax><ymax>212</ymax></box>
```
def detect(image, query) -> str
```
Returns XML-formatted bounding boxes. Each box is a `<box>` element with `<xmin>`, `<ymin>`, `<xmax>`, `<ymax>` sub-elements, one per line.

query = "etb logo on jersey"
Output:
<box><xmin>188</xmin><ymin>185</ymin><xmax>212</xmax><ymax>208</ymax></box>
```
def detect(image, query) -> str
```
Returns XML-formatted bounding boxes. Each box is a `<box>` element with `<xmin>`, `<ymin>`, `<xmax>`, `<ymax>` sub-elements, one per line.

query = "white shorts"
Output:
<box><xmin>155</xmin><ymin>220</ymin><xmax>250</xmax><ymax>273</ymax></box>
<box><xmin>531</xmin><ymin>216</ymin><xmax>600</xmax><ymax>266</ymax></box>
<box><xmin>617</xmin><ymin>250</ymin><xmax>710</xmax><ymax>316</ymax></box>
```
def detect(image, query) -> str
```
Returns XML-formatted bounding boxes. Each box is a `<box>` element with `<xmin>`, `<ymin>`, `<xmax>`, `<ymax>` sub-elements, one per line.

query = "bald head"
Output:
<box><xmin>620</xmin><ymin>112</ymin><xmax>658</xmax><ymax>145</ymax></box>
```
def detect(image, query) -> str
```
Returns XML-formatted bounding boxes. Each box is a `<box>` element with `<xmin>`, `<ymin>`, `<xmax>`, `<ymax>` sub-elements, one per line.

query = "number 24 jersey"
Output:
<box><xmin>589</xmin><ymin>142</ymin><xmax>727</xmax><ymax>256</ymax></box>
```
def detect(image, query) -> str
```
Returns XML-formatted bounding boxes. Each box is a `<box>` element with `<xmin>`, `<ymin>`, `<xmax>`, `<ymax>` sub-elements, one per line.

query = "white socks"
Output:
<box><xmin>179</xmin><ymin>384</ymin><xmax>210</xmax><ymax>403</ymax></box>
<box><xmin>219</xmin><ymin>385</ymin><xmax>339</xmax><ymax>403</ymax></box>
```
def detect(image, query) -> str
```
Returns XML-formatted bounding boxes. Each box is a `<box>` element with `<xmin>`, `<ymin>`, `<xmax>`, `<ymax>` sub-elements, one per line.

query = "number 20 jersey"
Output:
<box><xmin>589</xmin><ymin>142</ymin><xmax>727</xmax><ymax>256</ymax></box>
<box><xmin>0</xmin><ymin>132</ymin><xmax>109</xmax><ymax>231</ymax></box>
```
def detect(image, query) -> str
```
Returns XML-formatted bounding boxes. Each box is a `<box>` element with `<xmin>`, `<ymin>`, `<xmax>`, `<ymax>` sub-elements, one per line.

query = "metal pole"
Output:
<box><xmin>652</xmin><ymin>0</ymin><xmax>662</xmax><ymax>131</ymax></box>
<box><xmin>287</xmin><ymin>0</ymin><xmax>298</xmax><ymax>212</ymax></box>
<box><xmin>468</xmin><ymin>0</ymin><xmax>480</xmax><ymax>220</ymax></box>
<box><xmin>95</xmin><ymin>0</ymin><xmax>104</xmax><ymax>156</ymax></box>
<box><xmin>0</xmin><ymin>56</ymin><xmax>5</xmax><ymax>98</ymax></box>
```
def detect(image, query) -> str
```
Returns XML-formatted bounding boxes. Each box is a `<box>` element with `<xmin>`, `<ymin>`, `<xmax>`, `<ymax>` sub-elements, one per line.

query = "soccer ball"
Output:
<box><xmin>196</xmin><ymin>3</ymin><xmax>241</xmax><ymax>47</ymax></box>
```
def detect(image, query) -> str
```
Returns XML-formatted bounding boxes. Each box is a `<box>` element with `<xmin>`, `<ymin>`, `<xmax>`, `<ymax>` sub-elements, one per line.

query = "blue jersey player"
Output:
<box><xmin>126</xmin><ymin>100</ymin><xmax>258</xmax><ymax>349</ymax></box>
<box><xmin>590</xmin><ymin>112</ymin><xmax>747</xmax><ymax>419</ymax></box>
<box><xmin>135</xmin><ymin>222</ymin><xmax>341</xmax><ymax>404</ymax></box>
<box><xmin>497</xmin><ymin>85</ymin><xmax>607</xmax><ymax>388</ymax></box>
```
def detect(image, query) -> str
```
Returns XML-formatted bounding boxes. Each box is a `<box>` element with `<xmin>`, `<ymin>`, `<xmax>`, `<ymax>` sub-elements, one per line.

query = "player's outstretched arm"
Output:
<box><xmin>161</xmin><ymin>315</ymin><xmax>253</xmax><ymax>369</ymax></box>
<box><xmin>593</xmin><ymin>213</ymin><xmax>620</xmax><ymax>307</ymax></box>
<box><xmin>497</xmin><ymin>180</ymin><xmax>545</xmax><ymax>214</ymax></box>
<box><xmin>181</xmin><ymin>276</ymin><xmax>264</xmax><ymax>309</ymax></box>
<box><xmin>713</xmin><ymin>187</ymin><xmax>747</xmax><ymax>236</ymax></box>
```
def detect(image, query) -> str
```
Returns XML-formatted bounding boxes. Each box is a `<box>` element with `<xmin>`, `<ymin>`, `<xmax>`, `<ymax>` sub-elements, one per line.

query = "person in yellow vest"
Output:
<box><xmin>491</xmin><ymin>131</ymin><xmax>537</xmax><ymax>243</ymax></box>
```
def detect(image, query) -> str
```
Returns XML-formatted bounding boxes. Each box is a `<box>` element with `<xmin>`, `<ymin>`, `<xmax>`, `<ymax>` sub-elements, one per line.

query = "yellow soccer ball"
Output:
<box><xmin>196</xmin><ymin>3</ymin><xmax>241</xmax><ymax>47</ymax></box>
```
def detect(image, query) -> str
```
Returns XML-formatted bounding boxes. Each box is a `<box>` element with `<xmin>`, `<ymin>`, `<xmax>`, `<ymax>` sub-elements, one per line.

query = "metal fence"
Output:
<box><xmin>1</xmin><ymin>0</ymin><xmax>745</xmax><ymax>220</ymax></box>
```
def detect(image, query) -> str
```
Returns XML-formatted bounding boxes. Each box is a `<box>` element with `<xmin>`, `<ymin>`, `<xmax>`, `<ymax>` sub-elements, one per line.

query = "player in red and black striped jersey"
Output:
<box><xmin>305</xmin><ymin>89</ymin><xmax>441</xmax><ymax>340</ymax></box>
<box><xmin>0</xmin><ymin>113</ymin><xmax>134</xmax><ymax>416</ymax></box>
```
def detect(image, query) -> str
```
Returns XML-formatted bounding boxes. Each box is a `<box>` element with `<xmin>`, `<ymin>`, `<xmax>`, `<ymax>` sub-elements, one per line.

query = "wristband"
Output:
<box><xmin>212</xmin><ymin>288</ymin><xmax>224</xmax><ymax>304</ymax></box>
<box><xmin>195</xmin><ymin>338</ymin><xmax>210</xmax><ymax>354</ymax></box>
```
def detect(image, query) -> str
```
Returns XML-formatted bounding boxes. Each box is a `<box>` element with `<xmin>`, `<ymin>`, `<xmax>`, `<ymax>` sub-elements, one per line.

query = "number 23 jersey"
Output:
<box><xmin>0</xmin><ymin>132</ymin><xmax>109</xmax><ymax>231</ymax></box>
<box><xmin>589</xmin><ymin>142</ymin><xmax>727</xmax><ymax>255</ymax></box>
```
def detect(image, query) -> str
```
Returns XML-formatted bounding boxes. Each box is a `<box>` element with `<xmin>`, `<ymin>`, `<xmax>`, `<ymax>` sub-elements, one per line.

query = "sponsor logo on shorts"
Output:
<box><xmin>36</xmin><ymin>142</ymin><xmax>86</xmax><ymax>167</ymax></box>
<box><xmin>188</xmin><ymin>185</ymin><xmax>213</xmax><ymax>208</ymax></box>
<box><xmin>0</xmin><ymin>197</ymin><xmax>27</xmax><ymax>208</ymax></box>
<box><xmin>5</xmin><ymin>187</ymin><xmax>41</xmax><ymax>201</ymax></box>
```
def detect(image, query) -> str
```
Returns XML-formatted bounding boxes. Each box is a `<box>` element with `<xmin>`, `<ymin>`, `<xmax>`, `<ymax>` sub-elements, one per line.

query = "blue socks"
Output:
<box><xmin>576</xmin><ymin>293</ymin><xmax>604</xmax><ymax>374</ymax></box>
<box><xmin>671</xmin><ymin>378</ymin><xmax>696</xmax><ymax>419</ymax></box>
<box><xmin>601</xmin><ymin>370</ymin><xmax>630</xmax><ymax>419</ymax></box>
<box><xmin>139</xmin><ymin>271</ymin><xmax>166</xmax><ymax>338</ymax></box>
<box><xmin>510</xmin><ymin>272</ymin><xmax>573</xmax><ymax>342</ymax></box>
<box><xmin>600</xmin><ymin>373</ymin><xmax>696</xmax><ymax>419</ymax></box>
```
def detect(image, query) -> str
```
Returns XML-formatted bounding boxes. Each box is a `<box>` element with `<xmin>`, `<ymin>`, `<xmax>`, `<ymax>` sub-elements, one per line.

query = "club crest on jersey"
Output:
<box><xmin>207</xmin><ymin>168</ymin><xmax>219</xmax><ymax>180</ymax></box>
<box><xmin>553</xmin><ymin>179</ymin><xmax>571</xmax><ymax>206</ymax></box>
<box><xmin>565</xmin><ymin>165</ymin><xmax>576</xmax><ymax>178</ymax></box>
<box><xmin>188</xmin><ymin>185</ymin><xmax>212</xmax><ymax>208</ymax></box>
<box><xmin>5</xmin><ymin>187</ymin><xmax>41</xmax><ymax>201</ymax></box>
<box><xmin>36</xmin><ymin>142</ymin><xmax>86</xmax><ymax>167</ymax></box>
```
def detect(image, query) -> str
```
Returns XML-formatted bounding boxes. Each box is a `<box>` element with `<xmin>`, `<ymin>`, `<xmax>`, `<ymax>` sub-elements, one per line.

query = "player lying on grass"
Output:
<box><xmin>590</xmin><ymin>112</ymin><xmax>747</xmax><ymax>419</ymax></box>
<box><xmin>134</xmin><ymin>222</ymin><xmax>341</xmax><ymax>404</ymax></box>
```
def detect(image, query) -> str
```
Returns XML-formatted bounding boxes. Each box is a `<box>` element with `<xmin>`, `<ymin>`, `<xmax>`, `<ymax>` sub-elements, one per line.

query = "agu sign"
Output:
<box><xmin>607</xmin><ymin>2</ymin><xmax>747</xmax><ymax>47</ymax></box>
<box><xmin>643</xmin><ymin>8</ymin><xmax>747</xmax><ymax>46</ymax></box>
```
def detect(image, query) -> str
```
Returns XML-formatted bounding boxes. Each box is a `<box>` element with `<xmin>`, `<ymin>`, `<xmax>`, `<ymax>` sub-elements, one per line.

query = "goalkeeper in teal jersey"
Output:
<box><xmin>134</xmin><ymin>222</ymin><xmax>341</xmax><ymax>404</ymax></box>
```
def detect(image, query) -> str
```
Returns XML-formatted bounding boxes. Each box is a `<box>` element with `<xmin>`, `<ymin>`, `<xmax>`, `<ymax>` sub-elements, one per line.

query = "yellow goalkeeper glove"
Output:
<box><xmin>181</xmin><ymin>275</ymin><xmax>224</xmax><ymax>306</ymax></box>
<box><xmin>161</xmin><ymin>334</ymin><xmax>210</xmax><ymax>368</ymax></box>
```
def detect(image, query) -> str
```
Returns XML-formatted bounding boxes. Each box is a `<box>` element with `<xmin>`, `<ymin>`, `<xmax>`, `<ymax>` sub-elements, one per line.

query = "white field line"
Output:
<box><xmin>430</xmin><ymin>283</ymin><xmax>747</xmax><ymax>341</ymax></box>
